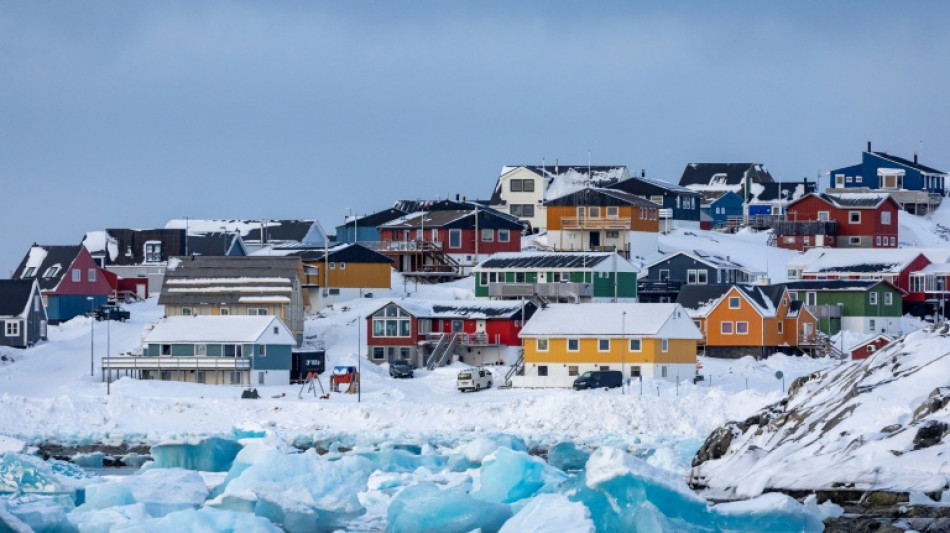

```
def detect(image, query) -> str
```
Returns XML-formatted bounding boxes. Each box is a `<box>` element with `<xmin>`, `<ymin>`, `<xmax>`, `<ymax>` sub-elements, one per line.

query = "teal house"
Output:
<box><xmin>473</xmin><ymin>252</ymin><xmax>638</xmax><ymax>303</ymax></box>
<box><xmin>105</xmin><ymin>316</ymin><xmax>296</xmax><ymax>386</ymax></box>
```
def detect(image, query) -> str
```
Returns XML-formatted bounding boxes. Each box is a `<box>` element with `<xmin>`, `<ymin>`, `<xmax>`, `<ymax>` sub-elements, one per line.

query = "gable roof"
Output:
<box><xmin>796</xmin><ymin>192</ymin><xmax>896</xmax><ymax>209</ymax></box>
<box><xmin>644</xmin><ymin>249</ymin><xmax>752</xmax><ymax>273</ymax></box>
<box><xmin>519</xmin><ymin>302</ymin><xmax>702</xmax><ymax>339</ymax></box>
<box><xmin>12</xmin><ymin>245</ymin><xmax>84</xmax><ymax>291</ymax></box>
<box><xmin>337</xmin><ymin>208</ymin><xmax>407</xmax><ymax>230</ymax></box>
<box><xmin>609</xmin><ymin>176</ymin><xmax>701</xmax><ymax>197</ymax></box>
<box><xmin>143</xmin><ymin>315</ymin><xmax>295</xmax><ymax>344</ymax></box>
<box><xmin>165</xmin><ymin>219</ymin><xmax>319</xmax><ymax>245</ymax></box>
<box><xmin>848</xmin><ymin>333</ymin><xmax>894</xmax><ymax>353</ymax></box>
<box><xmin>185</xmin><ymin>232</ymin><xmax>246</xmax><ymax>257</ymax></box>
<box><xmin>871</xmin><ymin>152</ymin><xmax>947</xmax><ymax>176</ymax></box>
<box><xmin>748</xmin><ymin>181</ymin><xmax>816</xmax><ymax>203</ymax></box>
<box><xmin>676</xmin><ymin>283</ymin><xmax>787</xmax><ymax>318</ymax></box>
<box><xmin>678</xmin><ymin>163</ymin><xmax>774</xmax><ymax>187</ymax></box>
<box><xmin>792</xmin><ymin>248</ymin><xmax>932</xmax><ymax>274</ymax></box>
<box><xmin>0</xmin><ymin>280</ymin><xmax>38</xmax><ymax>317</ymax></box>
<box><xmin>158</xmin><ymin>256</ymin><xmax>302</xmax><ymax>306</ymax></box>
<box><xmin>784</xmin><ymin>279</ymin><xmax>904</xmax><ymax>293</ymax></box>
<box><xmin>376</xmin><ymin>299</ymin><xmax>535</xmax><ymax>320</ymax></box>
<box><xmin>257</xmin><ymin>243</ymin><xmax>393</xmax><ymax>264</ymax></box>
<box><xmin>381</xmin><ymin>209</ymin><xmax>524</xmax><ymax>231</ymax></box>
<box><xmin>544</xmin><ymin>187</ymin><xmax>662</xmax><ymax>208</ymax></box>
<box><xmin>675</xmin><ymin>284</ymin><xmax>734</xmax><ymax>315</ymax></box>
<box><xmin>474</xmin><ymin>251</ymin><xmax>638</xmax><ymax>271</ymax></box>
<box><xmin>490</xmin><ymin>165</ymin><xmax>629</xmax><ymax>205</ymax></box>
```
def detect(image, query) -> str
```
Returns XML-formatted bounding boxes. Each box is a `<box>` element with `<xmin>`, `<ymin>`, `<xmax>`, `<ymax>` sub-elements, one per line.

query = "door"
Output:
<box><xmin>475</xmin><ymin>320</ymin><xmax>486</xmax><ymax>333</ymax></box>
<box><xmin>136</xmin><ymin>283</ymin><xmax>146</xmax><ymax>300</ymax></box>
<box><xmin>589</xmin><ymin>232</ymin><xmax>601</xmax><ymax>248</ymax></box>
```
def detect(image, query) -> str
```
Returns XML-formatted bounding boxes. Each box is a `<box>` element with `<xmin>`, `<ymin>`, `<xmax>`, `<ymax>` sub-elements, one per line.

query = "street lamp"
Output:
<box><xmin>621</xmin><ymin>311</ymin><xmax>627</xmax><ymax>395</ymax></box>
<box><xmin>87</xmin><ymin>297</ymin><xmax>94</xmax><ymax>377</ymax></box>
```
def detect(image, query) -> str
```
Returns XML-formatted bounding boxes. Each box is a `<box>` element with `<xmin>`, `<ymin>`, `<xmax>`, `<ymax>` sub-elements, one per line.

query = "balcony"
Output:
<box><xmin>773</xmin><ymin>220</ymin><xmax>838</xmax><ymax>237</ymax></box>
<box><xmin>637</xmin><ymin>280</ymin><xmax>683</xmax><ymax>295</ymax></box>
<box><xmin>102</xmin><ymin>356</ymin><xmax>252</xmax><ymax>371</ymax></box>
<box><xmin>560</xmin><ymin>217</ymin><xmax>631</xmax><ymax>230</ymax></box>
<box><xmin>487</xmin><ymin>282</ymin><xmax>593</xmax><ymax>300</ymax></box>
<box><xmin>805</xmin><ymin>304</ymin><xmax>842</xmax><ymax>318</ymax></box>
<box><xmin>363</xmin><ymin>239</ymin><xmax>443</xmax><ymax>253</ymax></box>
<box><xmin>425</xmin><ymin>333</ymin><xmax>501</xmax><ymax>346</ymax></box>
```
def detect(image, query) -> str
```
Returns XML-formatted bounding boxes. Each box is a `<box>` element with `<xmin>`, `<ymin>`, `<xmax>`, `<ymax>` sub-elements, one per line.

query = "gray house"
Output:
<box><xmin>0</xmin><ymin>280</ymin><xmax>48</xmax><ymax>348</ymax></box>
<box><xmin>639</xmin><ymin>250</ymin><xmax>757</xmax><ymax>303</ymax></box>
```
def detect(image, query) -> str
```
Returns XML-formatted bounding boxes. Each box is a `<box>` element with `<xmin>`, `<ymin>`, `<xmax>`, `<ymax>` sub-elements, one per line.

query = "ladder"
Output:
<box><xmin>500</xmin><ymin>349</ymin><xmax>525</xmax><ymax>389</ymax></box>
<box><xmin>298</xmin><ymin>371</ymin><xmax>327</xmax><ymax>399</ymax></box>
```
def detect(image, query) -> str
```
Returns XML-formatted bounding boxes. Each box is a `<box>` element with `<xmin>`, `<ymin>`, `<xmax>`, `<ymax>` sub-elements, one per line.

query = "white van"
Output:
<box><xmin>457</xmin><ymin>367</ymin><xmax>493</xmax><ymax>392</ymax></box>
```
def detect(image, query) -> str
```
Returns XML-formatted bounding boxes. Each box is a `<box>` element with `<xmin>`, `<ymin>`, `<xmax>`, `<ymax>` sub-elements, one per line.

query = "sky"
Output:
<box><xmin>2</xmin><ymin>1</ymin><xmax>949</xmax><ymax>274</ymax></box>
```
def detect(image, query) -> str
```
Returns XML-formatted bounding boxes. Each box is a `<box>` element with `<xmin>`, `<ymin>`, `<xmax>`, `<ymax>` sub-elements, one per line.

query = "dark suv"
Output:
<box><xmin>94</xmin><ymin>305</ymin><xmax>130</xmax><ymax>322</ymax></box>
<box><xmin>389</xmin><ymin>360</ymin><xmax>414</xmax><ymax>378</ymax></box>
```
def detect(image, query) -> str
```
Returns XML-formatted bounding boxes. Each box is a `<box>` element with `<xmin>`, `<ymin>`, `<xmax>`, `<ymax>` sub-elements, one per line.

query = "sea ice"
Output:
<box><xmin>149</xmin><ymin>436</ymin><xmax>243</xmax><ymax>472</ymax></box>
<box><xmin>66</xmin><ymin>503</ymin><xmax>149</xmax><ymax>533</ymax></box>
<box><xmin>387</xmin><ymin>481</ymin><xmax>512</xmax><ymax>533</ymax></box>
<box><xmin>1</xmin><ymin>493</ymin><xmax>76</xmax><ymax>533</ymax></box>
<box><xmin>472</xmin><ymin>448</ymin><xmax>567</xmax><ymax>504</ymax></box>
<box><xmin>547</xmin><ymin>442</ymin><xmax>590</xmax><ymax>472</ymax></box>
<box><xmin>448</xmin><ymin>434</ymin><xmax>528</xmax><ymax>471</ymax></box>
<box><xmin>77</xmin><ymin>468</ymin><xmax>208</xmax><ymax>518</ymax></box>
<box><xmin>70</xmin><ymin>452</ymin><xmax>104</xmax><ymax>469</ymax></box>
<box><xmin>108</xmin><ymin>507</ymin><xmax>281</xmax><ymax>533</ymax></box>
<box><xmin>0</xmin><ymin>453</ymin><xmax>69</xmax><ymax>494</ymax></box>
<box><xmin>357</xmin><ymin>448</ymin><xmax>447</xmax><ymax>473</ymax></box>
<box><xmin>498</xmin><ymin>493</ymin><xmax>594</xmax><ymax>533</ymax></box>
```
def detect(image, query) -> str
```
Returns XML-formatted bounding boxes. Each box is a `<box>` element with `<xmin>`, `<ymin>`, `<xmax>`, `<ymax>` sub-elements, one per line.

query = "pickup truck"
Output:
<box><xmin>94</xmin><ymin>305</ymin><xmax>130</xmax><ymax>322</ymax></box>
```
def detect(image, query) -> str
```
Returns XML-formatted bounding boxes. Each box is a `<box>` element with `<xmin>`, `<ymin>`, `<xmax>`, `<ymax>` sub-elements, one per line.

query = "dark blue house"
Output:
<box><xmin>610</xmin><ymin>174</ymin><xmax>702</xmax><ymax>222</ymax></box>
<box><xmin>746</xmin><ymin>180</ymin><xmax>816</xmax><ymax>217</ymax></box>
<box><xmin>335</xmin><ymin>208</ymin><xmax>407</xmax><ymax>244</ymax></box>
<box><xmin>830</xmin><ymin>142</ymin><xmax>947</xmax><ymax>214</ymax></box>
<box><xmin>700</xmin><ymin>190</ymin><xmax>744</xmax><ymax>229</ymax></box>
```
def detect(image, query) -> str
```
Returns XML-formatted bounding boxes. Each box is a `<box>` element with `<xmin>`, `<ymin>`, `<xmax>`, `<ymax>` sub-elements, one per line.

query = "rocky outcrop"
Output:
<box><xmin>690</xmin><ymin>324</ymin><xmax>950</xmax><ymax>500</ymax></box>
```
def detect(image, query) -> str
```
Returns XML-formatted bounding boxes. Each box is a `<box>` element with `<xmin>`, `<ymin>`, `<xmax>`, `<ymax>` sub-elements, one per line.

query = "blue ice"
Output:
<box><xmin>108</xmin><ymin>507</ymin><xmax>282</xmax><ymax>533</ymax></box>
<box><xmin>387</xmin><ymin>482</ymin><xmax>512</xmax><ymax>533</ymax></box>
<box><xmin>1</xmin><ymin>493</ymin><xmax>76</xmax><ymax>533</ymax></box>
<box><xmin>149</xmin><ymin>436</ymin><xmax>243</xmax><ymax>472</ymax></box>
<box><xmin>357</xmin><ymin>448</ymin><xmax>447</xmax><ymax>473</ymax></box>
<box><xmin>472</xmin><ymin>448</ymin><xmax>568</xmax><ymax>504</ymax></box>
<box><xmin>547</xmin><ymin>442</ymin><xmax>590</xmax><ymax>472</ymax></box>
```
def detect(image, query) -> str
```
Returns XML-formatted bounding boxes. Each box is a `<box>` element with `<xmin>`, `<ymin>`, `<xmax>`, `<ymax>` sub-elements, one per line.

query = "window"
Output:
<box><xmin>721</xmin><ymin>322</ymin><xmax>733</xmax><ymax>334</ymax></box>
<box><xmin>787</xmin><ymin>269</ymin><xmax>798</xmax><ymax>279</ymax></box>
<box><xmin>651</xmin><ymin>195</ymin><xmax>664</xmax><ymax>205</ymax></box>
<box><xmin>598</xmin><ymin>339</ymin><xmax>610</xmax><ymax>352</ymax></box>
<box><xmin>869</xmin><ymin>292</ymin><xmax>878</xmax><ymax>305</ymax></box>
<box><xmin>510</xmin><ymin>204</ymin><xmax>535</xmax><ymax>218</ymax></box>
<box><xmin>161</xmin><ymin>371</ymin><xmax>171</xmax><ymax>381</ymax></box>
<box><xmin>399</xmin><ymin>347</ymin><xmax>411</xmax><ymax>360</ymax></box>
<box><xmin>884</xmin><ymin>293</ymin><xmax>893</xmax><ymax>305</ymax></box>
<box><xmin>875</xmin><ymin>236</ymin><xmax>882</xmax><ymax>246</ymax></box>
<box><xmin>577</xmin><ymin>207</ymin><xmax>586</xmax><ymax>219</ymax></box>
<box><xmin>817</xmin><ymin>211</ymin><xmax>829</xmax><ymax>221</ymax></box>
<box><xmin>697</xmin><ymin>271</ymin><xmax>708</xmax><ymax>284</ymax></box>
<box><xmin>849</xmin><ymin>211</ymin><xmax>861</xmax><ymax>224</ymax></box>
<box><xmin>537</xmin><ymin>338</ymin><xmax>549</xmax><ymax>351</ymax></box>
<box><xmin>567</xmin><ymin>338</ymin><xmax>579</xmax><ymax>352</ymax></box>
<box><xmin>777</xmin><ymin>321</ymin><xmax>784</xmax><ymax>334</ymax></box>
<box><xmin>728</xmin><ymin>297</ymin><xmax>740</xmax><ymax>309</ymax></box>
<box><xmin>22</xmin><ymin>267</ymin><xmax>36</xmax><ymax>278</ymax></box>
<box><xmin>372</xmin><ymin>347</ymin><xmax>385</xmax><ymax>360</ymax></box>
<box><xmin>329</xmin><ymin>288</ymin><xmax>340</xmax><ymax>295</ymax></box>
<box><xmin>144</xmin><ymin>242</ymin><xmax>162</xmax><ymax>263</ymax></box>
<box><xmin>182</xmin><ymin>307</ymin><xmax>193</xmax><ymax>316</ymax></box>
<box><xmin>846</xmin><ymin>176</ymin><xmax>853</xmax><ymax>183</ymax></box>
<box><xmin>71</xmin><ymin>269</ymin><xmax>80</xmax><ymax>282</ymax></box>
<box><xmin>849</xmin><ymin>236</ymin><xmax>861</xmax><ymax>245</ymax></box>
<box><xmin>329</xmin><ymin>262</ymin><xmax>335</xmax><ymax>270</ymax></box>
<box><xmin>87</xmin><ymin>268</ymin><xmax>96</xmax><ymax>282</ymax></box>
<box><xmin>631</xmin><ymin>366</ymin><xmax>641</xmax><ymax>377</ymax></box>
<box><xmin>661</xmin><ymin>338</ymin><xmax>668</xmax><ymax>352</ymax></box>
<box><xmin>589</xmin><ymin>207</ymin><xmax>601</xmax><ymax>218</ymax></box>
<box><xmin>806</xmin><ymin>292</ymin><xmax>816</xmax><ymax>306</ymax></box>
<box><xmin>629</xmin><ymin>338</ymin><xmax>641</xmax><ymax>351</ymax></box>
<box><xmin>568</xmin><ymin>366</ymin><xmax>579</xmax><ymax>377</ymax></box>
<box><xmin>339</xmin><ymin>262</ymin><xmax>346</xmax><ymax>270</ymax></box>
<box><xmin>449</xmin><ymin>229</ymin><xmax>462</xmax><ymax>249</ymax></box>
<box><xmin>736</xmin><ymin>322</ymin><xmax>749</xmax><ymax>335</ymax></box>
<box><xmin>5</xmin><ymin>321</ymin><xmax>20</xmax><ymax>337</ymax></box>
<box><xmin>856</xmin><ymin>176</ymin><xmax>863</xmax><ymax>183</ymax></box>
<box><xmin>606</xmin><ymin>230</ymin><xmax>619</xmax><ymax>238</ymax></box>
<box><xmin>515</xmin><ymin>272</ymin><xmax>526</xmax><ymax>283</ymax></box>
<box><xmin>247</xmin><ymin>308</ymin><xmax>268</xmax><ymax>316</ymax></box>
<box><xmin>890</xmin><ymin>236</ymin><xmax>896</xmax><ymax>246</ymax></box>
<box><xmin>230</xmin><ymin>372</ymin><xmax>242</xmax><ymax>384</ymax></box>
<box><xmin>537</xmin><ymin>365</ymin><xmax>548</xmax><ymax>377</ymax></box>
<box><xmin>220</xmin><ymin>307</ymin><xmax>229</xmax><ymax>316</ymax></box>
<box><xmin>43</xmin><ymin>265</ymin><xmax>61</xmax><ymax>279</ymax></box>
<box><xmin>881</xmin><ymin>211</ymin><xmax>891</xmax><ymax>225</ymax></box>
<box><xmin>498</xmin><ymin>229</ymin><xmax>510</xmax><ymax>242</ymax></box>
<box><xmin>372</xmin><ymin>304</ymin><xmax>412</xmax><ymax>337</ymax></box>
<box><xmin>869</xmin><ymin>319</ymin><xmax>876</xmax><ymax>330</ymax></box>
<box><xmin>161</xmin><ymin>344</ymin><xmax>172</xmax><ymax>355</ymax></box>
<box><xmin>481</xmin><ymin>229</ymin><xmax>494</xmax><ymax>242</ymax></box>
<box><xmin>195</xmin><ymin>344</ymin><xmax>207</xmax><ymax>356</ymax></box>
<box><xmin>606</xmin><ymin>206</ymin><xmax>618</xmax><ymax>219</ymax></box>
<box><xmin>510</xmin><ymin>179</ymin><xmax>524</xmax><ymax>192</ymax></box>
<box><xmin>659</xmin><ymin>269</ymin><xmax>670</xmax><ymax>281</ymax></box>
<box><xmin>257</xmin><ymin>345</ymin><xmax>267</xmax><ymax>357</ymax></box>
<box><xmin>687</xmin><ymin>270</ymin><xmax>698</xmax><ymax>284</ymax></box>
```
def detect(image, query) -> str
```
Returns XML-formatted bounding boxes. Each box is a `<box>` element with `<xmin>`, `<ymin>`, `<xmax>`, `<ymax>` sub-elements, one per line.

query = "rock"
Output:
<box><xmin>913</xmin><ymin>420</ymin><xmax>948</xmax><ymax>450</ymax></box>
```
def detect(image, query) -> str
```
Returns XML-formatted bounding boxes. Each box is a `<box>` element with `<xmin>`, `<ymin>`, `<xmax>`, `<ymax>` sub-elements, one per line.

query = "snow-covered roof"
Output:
<box><xmin>644</xmin><ymin>249</ymin><xmax>752</xmax><ymax>272</ymax></box>
<box><xmin>519</xmin><ymin>303</ymin><xmax>702</xmax><ymax>340</ymax></box>
<box><xmin>474</xmin><ymin>251</ymin><xmax>639</xmax><ymax>272</ymax></box>
<box><xmin>142</xmin><ymin>316</ymin><xmax>295</xmax><ymax>344</ymax></box>
<box><xmin>376</xmin><ymin>299</ymin><xmax>531</xmax><ymax>320</ymax></box>
<box><xmin>801</xmin><ymin>192</ymin><xmax>895</xmax><ymax>209</ymax></box>
<box><xmin>790</xmin><ymin>248</ymin><xmax>936</xmax><ymax>274</ymax></box>
<box><xmin>82</xmin><ymin>231</ymin><xmax>119</xmax><ymax>261</ymax></box>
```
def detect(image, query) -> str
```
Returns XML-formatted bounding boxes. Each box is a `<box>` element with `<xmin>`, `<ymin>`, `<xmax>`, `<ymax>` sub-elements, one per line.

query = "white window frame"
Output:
<box><xmin>817</xmin><ymin>211</ymin><xmax>830</xmax><ymax>221</ymax></box>
<box><xmin>481</xmin><ymin>229</ymin><xmax>494</xmax><ymax>242</ymax></box>
<box><xmin>881</xmin><ymin>211</ymin><xmax>891</xmax><ymax>225</ymax></box>
<box><xmin>661</xmin><ymin>338</ymin><xmax>668</xmax><ymax>352</ymax></box>
<box><xmin>567</xmin><ymin>338</ymin><xmax>580</xmax><ymax>352</ymax></box>
<box><xmin>697</xmin><ymin>270</ymin><xmax>708</xmax><ymax>284</ymax></box>
<box><xmin>884</xmin><ymin>292</ymin><xmax>893</xmax><ymax>306</ymax></box>
<box><xmin>777</xmin><ymin>321</ymin><xmax>784</xmax><ymax>334</ymax></box>
<box><xmin>536</xmin><ymin>338</ymin><xmax>549</xmax><ymax>352</ymax></box>
<box><xmin>728</xmin><ymin>297</ymin><xmax>740</xmax><ymax>309</ymax></box>
<box><xmin>498</xmin><ymin>229</ymin><xmax>510</xmax><ymax>242</ymax></box>
<box><xmin>5</xmin><ymin>321</ymin><xmax>21</xmax><ymax>337</ymax></box>
<box><xmin>606</xmin><ymin>206</ymin><xmax>619</xmax><ymax>219</ymax></box>
<box><xmin>869</xmin><ymin>292</ymin><xmax>878</xmax><ymax>305</ymax></box>
<box><xmin>736</xmin><ymin>321</ymin><xmax>749</xmax><ymax>335</ymax></box>
<box><xmin>71</xmin><ymin>269</ymin><xmax>81</xmax><ymax>282</ymax></box>
<box><xmin>849</xmin><ymin>211</ymin><xmax>861</xmax><ymax>224</ymax></box>
<box><xmin>87</xmin><ymin>268</ymin><xmax>96</xmax><ymax>282</ymax></box>
<box><xmin>598</xmin><ymin>338</ymin><xmax>610</xmax><ymax>352</ymax></box>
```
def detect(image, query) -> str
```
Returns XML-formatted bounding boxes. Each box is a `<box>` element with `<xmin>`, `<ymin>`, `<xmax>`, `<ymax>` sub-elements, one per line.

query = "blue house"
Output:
<box><xmin>699</xmin><ymin>191</ymin><xmax>744</xmax><ymax>229</ymax></box>
<box><xmin>335</xmin><ymin>208</ymin><xmax>406</xmax><ymax>244</ymax></box>
<box><xmin>609</xmin><ymin>174</ymin><xmax>702</xmax><ymax>222</ymax></box>
<box><xmin>830</xmin><ymin>142</ymin><xmax>948</xmax><ymax>214</ymax></box>
<box><xmin>745</xmin><ymin>180</ymin><xmax>816</xmax><ymax>217</ymax></box>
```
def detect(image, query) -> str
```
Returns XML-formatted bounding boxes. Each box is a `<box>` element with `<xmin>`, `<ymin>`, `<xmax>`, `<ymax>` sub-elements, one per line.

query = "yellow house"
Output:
<box><xmin>285</xmin><ymin>243</ymin><xmax>394</xmax><ymax>312</ymax></box>
<box><xmin>515</xmin><ymin>303</ymin><xmax>703</xmax><ymax>388</ymax></box>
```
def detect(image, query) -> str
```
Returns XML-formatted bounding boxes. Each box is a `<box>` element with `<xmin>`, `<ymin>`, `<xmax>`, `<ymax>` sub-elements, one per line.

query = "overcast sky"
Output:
<box><xmin>2</xmin><ymin>1</ymin><xmax>949</xmax><ymax>273</ymax></box>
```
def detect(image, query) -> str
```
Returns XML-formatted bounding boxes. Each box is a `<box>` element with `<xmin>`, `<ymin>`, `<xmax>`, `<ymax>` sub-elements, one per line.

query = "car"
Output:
<box><xmin>457</xmin><ymin>367</ymin><xmax>492</xmax><ymax>392</ymax></box>
<box><xmin>389</xmin><ymin>360</ymin><xmax>414</xmax><ymax>379</ymax></box>
<box><xmin>572</xmin><ymin>370</ymin><xmax>622</xmax><ymax>390</ymax></box>
<box><xmin>93</xmin><ymin>305</ymin><xmax>130</xmax><ymax>322</ymax></box>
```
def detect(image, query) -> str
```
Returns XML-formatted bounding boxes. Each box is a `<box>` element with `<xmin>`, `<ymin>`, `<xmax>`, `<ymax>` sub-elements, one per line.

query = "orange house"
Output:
<box><xmin>544</xmin><ymin>187</ymin><xmax>660</xmax><ymax>259</ymax></box>
<box><xmin>677</xmin><ymin>283</ymin><xmax>818</xmax><ymax>358</ymax></box>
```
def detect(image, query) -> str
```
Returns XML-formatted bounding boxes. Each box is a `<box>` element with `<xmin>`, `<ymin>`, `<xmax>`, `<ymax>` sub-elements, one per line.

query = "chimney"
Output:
<box><xmin>915</xmin><ymin>152</ymin><xmax>919</xmax><ymax>164</ymax></box>
<box><xmin>867</xmin><ymin>141</ymin><xmax>872</xmax><ymax>152</ymax></box>
<box><xmin>455</xmin><ymin>194</ymin><xmax>460</xmax><ymax>202</ymax></box>
<box><xmin>641</xmin><ymin>169</ymin><xmax>645</xmax><ymax>178</ymax></box>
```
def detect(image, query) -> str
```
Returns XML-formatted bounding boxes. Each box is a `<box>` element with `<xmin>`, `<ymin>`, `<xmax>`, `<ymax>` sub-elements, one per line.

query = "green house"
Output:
<box><xmin>785</xmin><ymin>280</ymin><xmax>904</xmax><ymax>335</ymax></box>
<box><xmin>104</xmin><ymin>315</ymin><xmax>297</xmax><ymax>386</ymax></box>
<box><xmin>473</xmin><ymin>252</ymin><xmax>638</xmax><ymax>302</ymax></box>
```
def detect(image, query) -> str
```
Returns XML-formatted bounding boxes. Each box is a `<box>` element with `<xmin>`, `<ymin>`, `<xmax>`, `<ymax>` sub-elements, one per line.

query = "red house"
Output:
<box><xmin>849</xmin><ymin>334</ymin><xmax>893</xmax><ymax>360</ymax></box>
<box><xmin>365</xmin><ymin>299</ymin><xmax>536</xmax><ymax>369</ymax></box>
<box><xmin>774</xmin><ymin>193</ymin><xmax>900</xmax><ymax>251</ymax></box>
<box><xmin>378</xmin><ymin>209</ymin><xmax>523</xmax><ymax>275</ymax></box>
<box><xmin>11</xmin><ymin>245</ymin><xmax>114</xmax><ymax>323</ymax></box>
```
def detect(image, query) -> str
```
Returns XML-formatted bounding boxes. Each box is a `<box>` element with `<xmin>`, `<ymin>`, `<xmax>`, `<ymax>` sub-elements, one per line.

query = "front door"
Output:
<box><xmin>589</xmin><ymin>231</ymin><xmax>601</xmax><ymax>249</ymax></box>
<box><xmin>475</xmin><ymin>320</ymin><xmax>486</xmax><ymax>333</ymax></box>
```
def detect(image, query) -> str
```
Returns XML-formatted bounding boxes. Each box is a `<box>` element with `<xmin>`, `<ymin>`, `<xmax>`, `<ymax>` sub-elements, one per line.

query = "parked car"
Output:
<box><xmin>389</xmin><ymin>360</ymin><xmax>414</xmax><ymax>379</ymax></box>
<box><xmin>457</xmin><ymin>367</ymin><xmax>493</xmax><ymax>392</ymax></box>
<box><xmin>93</xmin><ymin>305</ymin><xmax>130</xmax><ymax>322</ymax></box>
<box><xmin>573</xmin><ymin>370</ymin><xmax>622</xmax><ymax>390</ymax></box>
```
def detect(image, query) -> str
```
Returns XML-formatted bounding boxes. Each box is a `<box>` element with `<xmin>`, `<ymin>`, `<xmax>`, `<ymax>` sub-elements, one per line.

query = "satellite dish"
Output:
<box><xmin>775</xmin><ymin>370</ymin><xmax>784</xmax><ymax>380</ymax></box>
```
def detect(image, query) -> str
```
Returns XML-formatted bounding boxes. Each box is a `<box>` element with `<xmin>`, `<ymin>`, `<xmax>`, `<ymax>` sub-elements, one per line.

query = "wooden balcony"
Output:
<box><xmin>102</xmin><ymin>356</ymin><xmax>251</xmax><ymax>371</ymax></box>
<box><xmin>773</xmin><ymin>221</ymin><xmax>838</xmax><ymax>237</ymax></box>
<box><xmin>488</xmin><ymin>282</ymin><xmax>592</xmax><ymax>300</ymax></box>
<box><xmin>560</xmin><ymin>217</ymin><xmax>631</xmax><ymax>230</ymax></box>
<box><xmin>425</xmin><ymin>333</ymin><xmax>502</xmax><ymax>346</ymax></box>
<box><xmin>363</xmin><ymin>239</ymin><xmax>444</xmax><ymax>253</ymax></box>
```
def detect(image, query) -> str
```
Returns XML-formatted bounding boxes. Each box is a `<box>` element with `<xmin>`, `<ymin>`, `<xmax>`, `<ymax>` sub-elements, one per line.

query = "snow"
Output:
<box><xmin>519</xmin><ymin>302</ymin><xmax>702</xmax><ymax>339</ymax></box>
<box><xmin>142</xmin><ymin>316</ymin><xmax>293</xmax><ymax>344</ymax></box>
<box><xmin>20</xmin><ymin>246</ymin><xmax>47</xmax><ymax>277</ymax></box>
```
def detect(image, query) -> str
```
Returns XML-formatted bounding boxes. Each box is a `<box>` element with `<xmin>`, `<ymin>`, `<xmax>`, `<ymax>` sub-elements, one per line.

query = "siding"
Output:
<box><xmin>524</xmin><ymin>337</ymin><xmax>696</xmax><ymax>365</ymax></box>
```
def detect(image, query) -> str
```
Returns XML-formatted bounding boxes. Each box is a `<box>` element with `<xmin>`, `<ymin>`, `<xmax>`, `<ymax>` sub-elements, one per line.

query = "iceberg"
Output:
<box><xmin>108</xmin><ymin>507</ymin><xmax>281</xmax><ymax>533</ymax></box>
<box><xmin>0</xmin><ymin>453</ymin><xmax>67</xmax><ymax>494</ymax></box>
<box><xmin>76</xmin><ymin>468</ymin><xmax>208</xmax><ymax>518</ymax></box>
<box><xmin>547</xmin><ymin>442</ymin><xmax>590</xmax><ymax>472</ymax></box>
<box><xmin>472</xmin><ymin>448</ymin><xmax>567</xmax><ymax>504</ymax></box>
<box><xmin>499</xmin><ymin>493</ymin><xmax>594</xmax><ymax>533</ymax></box>
<box><xmin>357</xmin><ymin>448</ymin><xmax>447</xmax><ymax>473</ymax></box>
<box><xmin>387</xmin><ymin>482</ymin><xmax>512</xmax><ymax>533</ymax></box>
<box><xmin>149</xmin><ymin>436</ymin><xmax>243</xmax><ymax>472</ymax></box>
<box><xmin>1</xmin><ymin>493</ymin><xmax>76</xmax><ymax>533</ymax></box>
<box><xmin>66</xmin><ymin>503</ymin><xmax>149</xmax><ymax>533</ymax></box>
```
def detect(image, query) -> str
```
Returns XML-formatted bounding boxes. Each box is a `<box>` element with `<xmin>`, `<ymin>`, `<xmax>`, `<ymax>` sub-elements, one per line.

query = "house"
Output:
<box><xmin>608</xmin><ymin>173</ymin><xmax>702</xmax><ymax>223</ymax></box>
<box><xmin>256</xmin><ymin>243</ymin><xmax>393</xmax><ymax>311</ymax></box>
<box><xmin>472</xmin><ymin>252</ymin><xmax>639</xmax><ymax>302</ymax></box>
<box><xmin>0</xmin><ymin>280</ymin><xmax>48</xmax><ymax>348</ymax></box>
<box><xmin>158</xmin><ymin>256</ymin><xmax>308</xmax><ymax>344</ymax></box>
<box><xmin>102</xmin><ymin>316</ymin><xmax>295</xmax><ymax>386</ymax></box>
<box><xmin>745</xmin><ymin>180</ymin><xmax>816</xmax><ymax>217</ymax></box>
<box><xmin>786</xmin><ymin>248</ymin><xmax>945</xmax><ymax>316</ymax></box>
<box><xmin>165</xmin><ymin>219</ymin><xmax>326</xmax><ymax>253</ymax></box>
<box><xmin>365</xmin><ymin>299</ymin><xmax>536</xmax><ymax>369</ymax></box>
<box><xmin>849</xmin><ymin>334</ymin><xmax>893</xmax><ymax>360</ymax></box>
<box><xmin>679</xmin><ymin>163</ymin><xmax>774</xmax><ymax>189</ymax></box>
<box><xmin>639</xmin><ymin>250</ymin><xmax>758</xmax><ymax>303</ymax></box>
<box><xmin>829</xmin><ymin>142</ymin><xmax>947</xmax><ymax>214</ymax></box>
<box><xmin>12</xmin><ymin>245</ymin><xmax>113</xmax><ymax>324</ymax></box>
<box><xmin>544</xmin><ymin>187</ymin><xmax>661</xmax><ymax>259</ymax></box>
<box><xmin>773</xmin><ymin>193</ymin><xmax>900</xmax><ymax>251</ymax></box>
<box><xmin>908</xmin><ymin>262</ymin><xmax>950</xmax><ymax>320</ymax></box>
<box><xmin>489</xmin><ymin>164</ymin><xmax>630</xmax><ymax>231</ymax></box>
<box><xmin>699</xmin><ymin>190</ymin><xmax>744</xmax><ymax>230</ymax></box>
<box><xmin>335</xmin><ymin>208</ymin><xmax>407</xmax><ymax>244</ymax></box>
<box><xmin>676</xmin><ymin>283</ymin><xmax>818</xmax><ymax>358</ymax></box>
<box><xmin>515</xmin><ymin>303</ymin><xmax>703</xmax><ymax>388</ymax></box>
<box><xmin>785</xmin><ymin>280</ymin><xmax>904</xmax><ymax>335</ymax></box>
<box><xmin>378</xmin><ymin>208</ymin><xmax>523</xmax><ymax>276</ymax></box>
